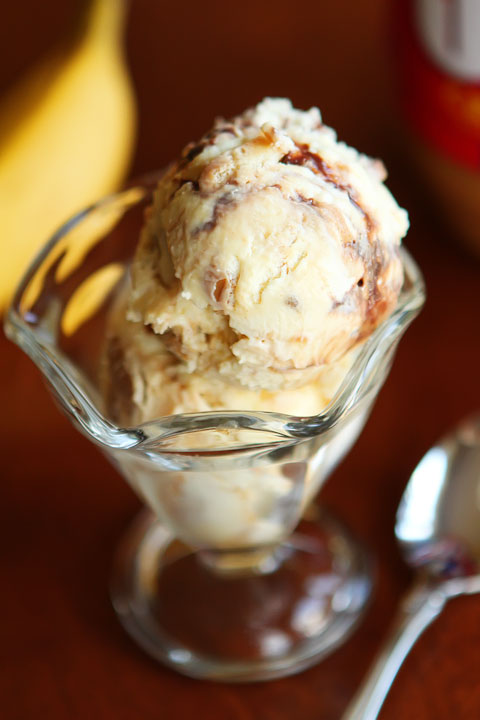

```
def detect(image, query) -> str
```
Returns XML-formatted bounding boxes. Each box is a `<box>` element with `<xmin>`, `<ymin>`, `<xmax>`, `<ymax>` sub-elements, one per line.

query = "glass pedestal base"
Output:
<box><xmin>110</xmin><ymin>505</ymin><xmax>373</xmax><ymax>682</ymax></box>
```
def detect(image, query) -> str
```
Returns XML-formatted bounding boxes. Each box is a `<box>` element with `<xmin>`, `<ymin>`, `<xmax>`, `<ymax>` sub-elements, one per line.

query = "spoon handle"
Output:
<box><xmin>342</xmin><ymin>582</ymin><xmax>447</xmax><ymax>720</ymax></box>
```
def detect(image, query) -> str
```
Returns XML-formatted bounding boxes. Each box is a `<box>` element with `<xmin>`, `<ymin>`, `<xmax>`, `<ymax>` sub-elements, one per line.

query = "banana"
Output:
<box><xmin>0</xmin><ymin>0</ymin><xmax>136</xmax><ymax>311</ymax></box>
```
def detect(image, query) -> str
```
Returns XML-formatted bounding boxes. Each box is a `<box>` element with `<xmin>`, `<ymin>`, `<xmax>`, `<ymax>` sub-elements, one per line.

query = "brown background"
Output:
<box><xmin>1</xmin><ymin>1</ymin><xmax>480</xmax><ymax>718</ymax></box>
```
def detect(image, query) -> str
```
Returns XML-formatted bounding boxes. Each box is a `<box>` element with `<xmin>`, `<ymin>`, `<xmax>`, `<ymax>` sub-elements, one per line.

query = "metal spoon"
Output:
<box><xmin>343</xmin><ymin>415</ymin><xmax>480</xmax><ymax>720</ymax></box>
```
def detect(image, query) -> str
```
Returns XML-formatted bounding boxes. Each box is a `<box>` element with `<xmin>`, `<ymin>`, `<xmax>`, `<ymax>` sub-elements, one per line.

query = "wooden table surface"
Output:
<box><xmin>2</xmin><ymin>2</ymin><xmax>480</xmax><ymax>718</ymax></box>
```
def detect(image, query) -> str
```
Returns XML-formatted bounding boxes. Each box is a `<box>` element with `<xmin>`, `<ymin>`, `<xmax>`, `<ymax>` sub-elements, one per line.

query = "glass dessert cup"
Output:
<box><xmin>5</xmin><ymin>179</ymin><xmax>425</xmax><ymax>682</ymax></box>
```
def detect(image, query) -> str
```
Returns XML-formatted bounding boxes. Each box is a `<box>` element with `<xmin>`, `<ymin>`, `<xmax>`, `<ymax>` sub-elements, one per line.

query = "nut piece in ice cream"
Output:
<box><xmin>125</xmin><ymin>98</ymin><xmax>408</xmax><ymax>398</ymax></box>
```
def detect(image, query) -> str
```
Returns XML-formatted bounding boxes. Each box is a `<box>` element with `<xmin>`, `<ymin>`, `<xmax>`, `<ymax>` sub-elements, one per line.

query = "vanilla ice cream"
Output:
<box><xmin>120</xmin><ymin>97</ymin><xmax>407</xmax><ymax>408</ymax></box>
<box><xmin>101</xmin><ymin>99</ymin><xmax>410</xmax><ymax>549</ymax></box>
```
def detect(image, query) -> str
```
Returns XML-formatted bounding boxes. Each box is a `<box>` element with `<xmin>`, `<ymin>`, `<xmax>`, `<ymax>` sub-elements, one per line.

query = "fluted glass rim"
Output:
<box><xmin>5</xmin><ymin>181</ymin><xmax>426</xmax><ymax>453</ymax></box>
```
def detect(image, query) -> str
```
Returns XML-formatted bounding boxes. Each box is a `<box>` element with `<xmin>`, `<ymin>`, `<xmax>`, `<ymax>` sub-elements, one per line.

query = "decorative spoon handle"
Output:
<box><xmin>342</xmin><ymin>582</ymin><xmax>447</xmax><ymax>720</ymax></box>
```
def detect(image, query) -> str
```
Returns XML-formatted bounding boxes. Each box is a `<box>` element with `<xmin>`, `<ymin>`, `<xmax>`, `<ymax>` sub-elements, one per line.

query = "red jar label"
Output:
<box><xmin>396</xmin><ymin>0</ymin><xmax>480</xmax><ymax>169</ymax></box>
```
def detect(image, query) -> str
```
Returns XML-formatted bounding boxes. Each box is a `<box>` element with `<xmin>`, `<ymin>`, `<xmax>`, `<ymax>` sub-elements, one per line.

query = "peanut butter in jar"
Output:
<box><xmin>394</xmin><ymin>0</ymin><xmax>480</xmax><ymax>256</ymax></box>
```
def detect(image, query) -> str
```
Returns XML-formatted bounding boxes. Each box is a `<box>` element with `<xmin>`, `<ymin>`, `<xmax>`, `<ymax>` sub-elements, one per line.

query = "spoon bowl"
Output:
<box><xmin>396</xmin><ymin>416</ymin><xmax>480</xmax><ymax>577</ymax></box>
<box><xmin>343</xmin><ymin>414</ymin><xmax>480</xmax><ymax>720</ymax></box>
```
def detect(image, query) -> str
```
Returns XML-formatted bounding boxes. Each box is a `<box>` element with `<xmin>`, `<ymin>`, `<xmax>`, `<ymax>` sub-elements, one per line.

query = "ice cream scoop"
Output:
<box><xmin>103</xmin><ymin>286</ymin><xmax>357</xmax><ymax>424</ymax></box>
<box><xmin>125</xmin><ymin>98</ymin><xmax>408</xmax><ymax>402</ymax></box>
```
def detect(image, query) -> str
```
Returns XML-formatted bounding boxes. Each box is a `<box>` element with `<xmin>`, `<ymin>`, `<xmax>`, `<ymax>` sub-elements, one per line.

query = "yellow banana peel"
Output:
<box><xmin>61</xmin><ymin>262</ymin><xmax>125</xmax><ymax>336</ymax></box>
<box><xmin>0</xmin><ymin>0</ymin><xmax>137</xmax><ymax>311</ymax></box>
<box><xmin>20</xmin><ymin>185</ymin><xmax>144</xmax><ymax>322</ymax></box>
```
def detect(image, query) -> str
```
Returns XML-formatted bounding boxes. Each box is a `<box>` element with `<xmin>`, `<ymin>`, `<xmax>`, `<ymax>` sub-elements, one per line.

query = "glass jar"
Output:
<box><xmin>394</xmin><ymin>0</ymin><xmax>480</xmax><ymax>256</ymax></box>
